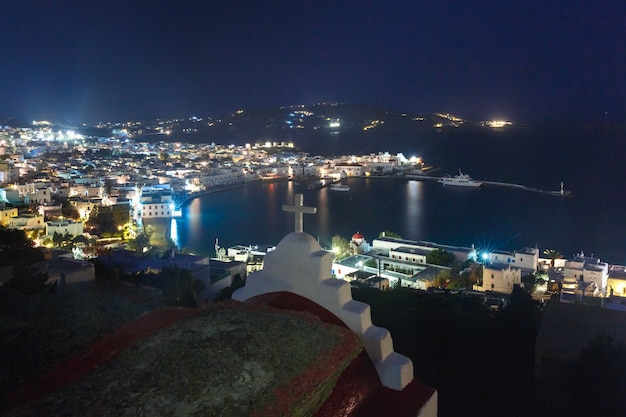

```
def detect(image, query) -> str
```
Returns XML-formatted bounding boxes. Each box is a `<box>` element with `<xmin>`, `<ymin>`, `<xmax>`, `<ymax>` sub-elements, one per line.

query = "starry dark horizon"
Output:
<box><xmin>1</xmin><ymin>0</ymin><xmax>624</xmax><ymax>124</ymax></box>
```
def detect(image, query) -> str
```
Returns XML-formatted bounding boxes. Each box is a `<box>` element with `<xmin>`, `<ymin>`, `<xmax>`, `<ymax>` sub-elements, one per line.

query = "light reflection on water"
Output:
<box><xmin>172</xmin><ymin>177</ymin><xmax>614</xmax><ymax>263</ymax></box>
<box><xmin>169</xmin><ymin>218</ymin><xmax>178</xmax><ymax>246</ymax></box>
<box><xmin>176</xmin><ymin>179</ymin><xmax>428</xmax><ymax>256</ymax></box>
<box><xmin>404</xmin><ymin>180</ymin><xmax>424</xmax><ymax>236</ymax></box>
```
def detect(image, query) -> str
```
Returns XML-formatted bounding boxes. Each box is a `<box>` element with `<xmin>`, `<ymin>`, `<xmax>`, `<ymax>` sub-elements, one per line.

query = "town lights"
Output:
<box><xmin>480</xmin><ymin>252</ymin><xmax>491</xmax><ymax>263</ymax></box>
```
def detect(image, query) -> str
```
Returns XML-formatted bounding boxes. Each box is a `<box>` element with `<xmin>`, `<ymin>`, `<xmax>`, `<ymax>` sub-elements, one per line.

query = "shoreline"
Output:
<box><xmin>179</xmin><ymin>172</ymin><xmax>572</xmax><ymax>211</ymax></box>
<box><xmin>178</xmin><ymin>179</ymin><xmax>265</xmax><ymax>208</ymax></box>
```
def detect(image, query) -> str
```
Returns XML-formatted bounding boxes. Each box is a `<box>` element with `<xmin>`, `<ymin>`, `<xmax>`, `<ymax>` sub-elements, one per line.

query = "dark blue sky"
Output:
<box><xmin>1</xmin><ymin>0</ymin><xmax>624</xmax><ymax>123</ymax></box>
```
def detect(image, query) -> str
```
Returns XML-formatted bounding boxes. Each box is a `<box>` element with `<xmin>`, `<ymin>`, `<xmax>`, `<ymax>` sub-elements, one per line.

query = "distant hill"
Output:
<box><xmin>128</xmin><ymin>103</ymin><xmax>473</xmax><ymax>149</ymax></box>
<box><xmin>1</xmin><ymin>103</ymin><xmax>488</xmax><ymax>155</ymax></box>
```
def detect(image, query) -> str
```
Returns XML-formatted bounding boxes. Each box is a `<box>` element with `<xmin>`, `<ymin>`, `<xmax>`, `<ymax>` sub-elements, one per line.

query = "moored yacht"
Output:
<box><xmin>330</xmin><ymin>183</ymin><xmax>350</xmax><ymax>191</ymax></box>
<box><xmin>438</xmin><ymin>171</ymin><xmax>482</xmax><ymax>187</ymax></box>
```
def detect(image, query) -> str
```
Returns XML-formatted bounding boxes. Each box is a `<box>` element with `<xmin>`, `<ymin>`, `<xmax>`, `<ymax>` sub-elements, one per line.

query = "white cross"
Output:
<box><xmin>282</xmin><ymin>193</ymin><xmax>317</xmax><ymax>233</ymax></box>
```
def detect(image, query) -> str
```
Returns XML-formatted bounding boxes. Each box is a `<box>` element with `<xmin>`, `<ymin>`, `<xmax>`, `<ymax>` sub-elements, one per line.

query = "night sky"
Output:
<box><xmin>1</xmin><ymin>0</ymin><xmax>624</xmax><ymax>123</ymax></box>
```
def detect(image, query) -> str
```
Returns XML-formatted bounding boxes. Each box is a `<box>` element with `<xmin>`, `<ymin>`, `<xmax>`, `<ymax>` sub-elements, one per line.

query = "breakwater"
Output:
<box><xmin>405</xmin><ymin>174</ymin><xmax>572</xmax><ymax>197</ymax></box>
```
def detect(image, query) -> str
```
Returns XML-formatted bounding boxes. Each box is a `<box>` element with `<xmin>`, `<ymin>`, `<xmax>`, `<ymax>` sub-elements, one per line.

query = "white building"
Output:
<box><xmin>334</xmin><ymin>163</ymin><xmax>364</xmax><ymax>177</ymax></box>
<box><xmin>70</xmin><ymin>184</ymin><xmax>101</xmax><ymax>198</ymax></box>
<box><xmin>485</xmin><ymin>247</ymin><xmax>539</xmax><ymax>274</ymax></box>
<box><xmin>46</xmin><ymin>220</ymin><xmax>84</xmax><ymax>238</ymax></box>
<box><xmin>70</xmin><ymin>199</ymin><xmax>97</xmax><ymax>220</ymax></box>
<box><xmin>137</xmin><ymin>191</ymin><xmax>173</xmax><ymax>219</ymax></box>
<box><xmin>0</xmin><ymin>188</ymin><xmax>21</xmax><ymax>204</ymax></box>
<box><xmin>562</xmin><ymin>253</ymin><xmax>609</xmax><ymax>297</ymax></box>
<box><xmin>226</xmin><ymin>244</ymin><xmax>275</xmax><ymax>272</ymax></box>
<box><xmin>6</xmin><ymin>213</ymin><xmax>45</xmax><ymax>231</ymax></box>
<box><xmin>199</xmin><ymin>168</ymin><xmax>247</xmax><ymax>188</ymax></box>
<box><xmin>13</xmin><ymin>183</ymin><xmax>36</xmax><ymax>197</ymax></box>
<box><xmin>0</xmin><ymin>161</ymin><xmax>19</xmax><ymax>183</ymax></box>
<box><xmin>332</xmin><ymin>254</ymin><xmax>436</xmax><ymax>291</ymax></box>
<box><xmin>303</xmin><ymin>163</ymin><xmax>325</xmax><ymax>177</ymax></box>
<box><xmin>389</xmin><ymin>246</ymin><xmax>429</xmax><ymax>264</ymax></box>
<box><xmin>364</xmin><ymin>160</ymin><xmax>396</xmax><ymax>174</ymax></box>
<box><xmin>372</xmin><ymin>236</ymin><xmax>477</xmax><ymax>262</ymax></box>
<box><xmin>25</xmin><ymin>186</ymin><xmax>51</xmax><ymax>204</ymax></box>
<box><xmin>474</xmin><ymin>263</ymin><xmax>522</xmax><ymax>294</ymax></box>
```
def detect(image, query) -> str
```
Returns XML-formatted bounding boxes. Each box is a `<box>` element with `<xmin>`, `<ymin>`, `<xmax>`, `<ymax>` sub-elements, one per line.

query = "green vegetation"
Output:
<box><xmin>352</xmin><ymin>285</ymin><xmax>541</xmax><ymax>417</ymax></box>
<box><xmin>426</xmin><ymin>248</ymin><xmax>456</xmax><ymax>267</ymax></box>
<box><xmin>214</xmin><ymin>274</ymin><xmax>246</xmax><ymax>302</ymax></box>
<box><xmin>431</xmin><ymin>258</ymin><xmax>481</xmax><ymax>290</ymax></box>
<box><xmin>543</xmin><ymin>248</ymin><xmax>563</xmax><ymax>267</ymax></box>
<box><xmin>52</xmin><ymin>231</ymin><xmax>74</xmax><ymax>248</ymax></box>
<box><xmin>60</xmin><ymin>201</ymin><xmax>80</xmax><ymax>219</ymax></box>
<box><xmin>93</xmin><ymin>260</ymin><xmax>204</xmax><ymax>307</ymax></box>
<box><xmin>570</xmin><ymin>335</ymin><xmax>626</xmax><ymax>416</ymax></box>
<box><xmin>5</xmin><ymin>260</ymin><xmax>54</xmax><ymax>295</ymax></box>
<box><xmin>331</xmin><ymin>235</ymin><xmax>351</xmax><ymax>259</ymax></box>
<box><xmin>103</xmin><ymin>178</ymin><xmax>114</xmax><ymax>197</ymax></box>
<box><xmin>127</xmin><ymin>233</ymin><xmax>151</xmax><ymax>254</ymax></box>
<box><xmin>379</xmin><ymin>231</ymin><xmax>402</xmax><ymax>239</ymax></box>
<box><xmin>536</xmin><ymin>334</ymin><xmax>626</xmax><ymax>417</ymax></box>
<box><xmin>522</xmin><ymin>272</ymin><xmax>547</xmax><ymax>292</ymax></box>
<box><xmin>86</xmin><ymin>205</ymin><xmax>129</xmax><ymax>237</ymax></box>
<box><xmin>0</xmin><ymin>226</ymin><xmax>45</xmax><ymax>267</ymax></box>
<box><xmin>158</xmin><ymin>265</ymin><xmax>205</xmax><ymax>307</ymax></box>
<box><xmin>364</xmin><ymin>258</ymin><xmax>378</xmax><ymax>268</ymax></box>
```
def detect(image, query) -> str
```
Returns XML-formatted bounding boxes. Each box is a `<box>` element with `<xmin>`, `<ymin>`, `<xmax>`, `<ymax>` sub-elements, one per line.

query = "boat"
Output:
<box><xmin>438</xmin><ymin>170</ymin><xmax>482</xmax><ymax>187</ymax></box>
<box><xmin>330</xmin><ymin>184</ymin><xmax>350</xmax><ymax>191</ymax></box>
<box><xmin>307</xmin><ymin>181</ymin><xmax>324</xmax><ymax>189</ymax></box>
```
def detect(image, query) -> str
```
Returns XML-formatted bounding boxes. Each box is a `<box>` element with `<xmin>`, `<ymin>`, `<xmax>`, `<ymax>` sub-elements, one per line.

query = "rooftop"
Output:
<box><xmin>4</xmin><ymin>300</ymin><xmax>362</xmax><ymax>417</ymax></box>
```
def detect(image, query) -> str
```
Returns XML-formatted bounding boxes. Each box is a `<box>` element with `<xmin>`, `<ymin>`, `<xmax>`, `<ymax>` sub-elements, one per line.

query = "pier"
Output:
<box><xmin>405</xmin><ymin>174</ymin><xmax>572</xmax><ymax>197</ymax></box>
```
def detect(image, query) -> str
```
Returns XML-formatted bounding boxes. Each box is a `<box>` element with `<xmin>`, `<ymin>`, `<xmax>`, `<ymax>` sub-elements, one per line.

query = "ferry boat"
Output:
<box><xmin>330</xmin><ymin>184</ymin><xmax>350</xmax><ymax>191</ymax></box>
<box><xmin>438</xmin><ymin>171</ymin><xmax>482</xmax><ymax>187</ymax></box>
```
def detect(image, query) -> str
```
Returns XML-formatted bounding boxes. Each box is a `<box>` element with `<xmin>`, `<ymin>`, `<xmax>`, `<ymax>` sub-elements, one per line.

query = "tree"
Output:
<box><xmin>128</xmin><ymin>233</ymin><xmax>151</xmax><ymax>254</ymax></box>
<box><xmin>379</xmin><ymin>231</ymin><xmax>402</xmax><ymax>239</ymax></box>
<box><xmin>5</xmin><ymin>260</ymin><xmax>54</xmax><ymax>295</ymax></box>
<box><xmin>568</xmin><ymin>335</ymin><xmax>626</xmax><ymax>417</ymax></box>
<box><xmin>522</xmin><ymin>273</ymin><xmax>536</xmax><ymax>292</ymax></box>
<box><xmin>61</xmin><ymin>201</ymin><xmax>80</xmax><ymax>219</ymax></box>
<box><xmin>111</xmin><ymin>204</ymin><xmax>129</xmax><ymax>228</ymax></box>
<box><xmin>497</xmin><ymin>284</ymin><xmax>541</xmax><ymax>340</ymax></box>
<box><xmin>53</xmin><ymin>231</ymin><xmax>63</xmax><ymax>247</ymax></box>
<box><xmin>364</xmin><ymin>258</ymin><xmax>378</xmax><ymax>268</ymax></box>
<box><xmin>165</xmin><ymin>236</ymin><xmax>178</xmax><ymax>251</ymax></box>
<box><xmin>88</xmin><ymin>205</ymin><xmax>99</xmax><ymax>222</ymax></box>
<box><xmin>426</xmin><ymin>248</ymin><xmax>456</xmax><ymax>267</ymax></box>
<box><xmin>214</xmin><ymin>274</ymin><xmax>246</xmax><ymax>302</ymax></box>
<box><xmin>461</xmin><ymin>263</ymin><xmax>483</xmax><ymax>288</ymax></box>
<box><xmin>0</xmin><ymin>226</ymin><xmax>45</xmax><ymax>267</ymax></box>
<box><xmin>331</xmin><ymin>235</ymin><xmax>351</xmax><ymax>260</ymax></box>
<box><xmin>522</xmin><ymin>272</ymin><xmax>547</xmax><ymax>293</ymax></box>
<box><xmin>104</xmin><ymin>178</ymin><xmax>114</xmax><ymax>197</ymax></box>
<box><xmin>543</xmin><ymin>248</ymin><xmax>563</xmax><ymax>268</ymax></box>
<box><xmin>72</xmin><ymin>235</ymin><xmax>89</xmax><ymax>246</ymax></box>
<box><xmin>159</xmin><ymin>265</ymin><xmax>204</xmax><ymax>307</ymax></box>
<box><xmin>434</xmin><ymin>269</ymin><xmax>452</xmax><ymax>287</ymax></box>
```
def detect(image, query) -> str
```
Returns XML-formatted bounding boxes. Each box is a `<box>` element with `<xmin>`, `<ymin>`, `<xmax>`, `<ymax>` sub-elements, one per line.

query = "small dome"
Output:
<box><xmin>352</xmin><ymin>232</ymin><xmax>364</xmax><ymax>240</ymax></box>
